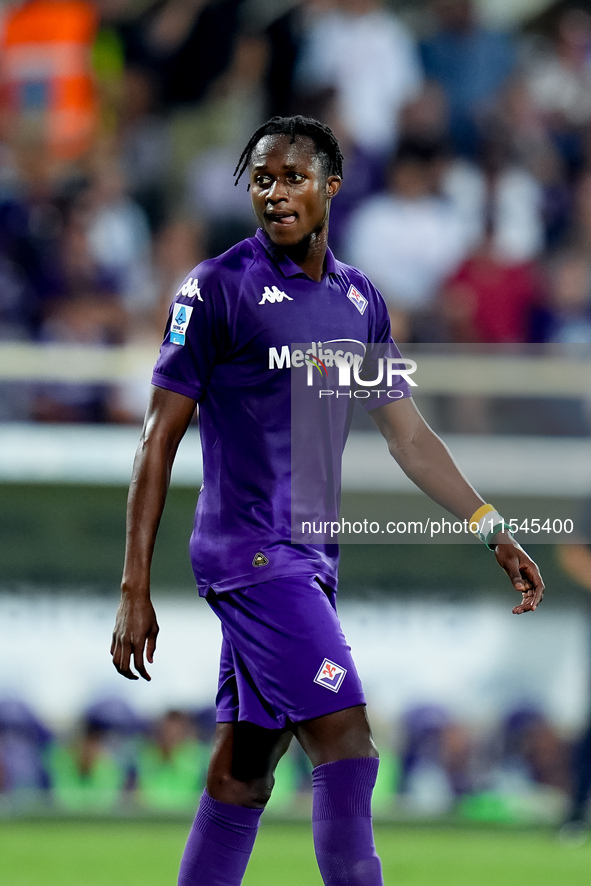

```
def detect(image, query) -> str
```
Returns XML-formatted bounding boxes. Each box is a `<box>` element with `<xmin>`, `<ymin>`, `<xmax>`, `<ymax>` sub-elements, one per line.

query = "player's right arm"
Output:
<box><xmin>111</xmin><ymin>385</ymin><xmax>197</xmax><ymax>681</ymax></box>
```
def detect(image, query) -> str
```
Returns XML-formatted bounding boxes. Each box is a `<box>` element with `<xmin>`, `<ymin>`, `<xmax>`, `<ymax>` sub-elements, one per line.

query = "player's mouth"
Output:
<box><xmin>265</xmin><ymin>210</ymin><xmax>297</xmax><ymax>226</ymax></box>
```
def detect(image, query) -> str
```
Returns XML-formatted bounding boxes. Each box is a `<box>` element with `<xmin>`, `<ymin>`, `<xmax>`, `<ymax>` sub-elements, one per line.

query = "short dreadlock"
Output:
<box><xmin>234</xmin><ymin>116</ymin><xmax>344</xmax><ymax>187</ymax></box>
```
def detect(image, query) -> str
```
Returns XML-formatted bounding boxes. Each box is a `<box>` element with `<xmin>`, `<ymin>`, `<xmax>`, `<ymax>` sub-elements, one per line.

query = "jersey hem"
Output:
<box><xmin>151</xmin><ymin>371</ymin><xmax>200</xmax><ymax>401</ymax></box>
<box><xmin>197</xmin><ymin>567</ymin><xmax>337</xmax><ymax>597</ymax></box>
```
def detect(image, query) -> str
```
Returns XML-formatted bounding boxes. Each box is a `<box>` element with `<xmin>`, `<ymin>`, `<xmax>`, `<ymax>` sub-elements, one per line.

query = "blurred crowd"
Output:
<box><xmin>3</xmin><ymin>0</ymin><xmax>591</xmax><ymax>422</ymax></box>
<box><xmin>0</xmin><ymin>695</ymin><xmax>577</xmax><ymax>822</ymax></box>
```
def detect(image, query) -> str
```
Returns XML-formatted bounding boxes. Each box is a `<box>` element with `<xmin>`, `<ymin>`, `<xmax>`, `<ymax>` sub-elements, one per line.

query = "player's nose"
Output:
<box><xmin>266</xmin><ymin>179</ymin><xmax>288</xmax><ymax>204</ymax></box>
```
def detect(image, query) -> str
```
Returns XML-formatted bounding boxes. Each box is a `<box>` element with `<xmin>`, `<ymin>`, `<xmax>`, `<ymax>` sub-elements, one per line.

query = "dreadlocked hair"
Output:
<box><xmin>233</xmin><ymin>115</ymin><xmax>344</xmax><ymax>186</ymax></box>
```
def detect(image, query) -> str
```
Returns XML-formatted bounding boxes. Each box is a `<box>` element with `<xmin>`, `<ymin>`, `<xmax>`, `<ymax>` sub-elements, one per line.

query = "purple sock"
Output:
<box><xmin>312</xmin><ymin>757</ymin><xmax>383</xmax><ymax>886</ymax></box>
<box><xmin>178</xmin><ymin>791</ymin><xmax>263</xmax><ymax>886</ymax></box>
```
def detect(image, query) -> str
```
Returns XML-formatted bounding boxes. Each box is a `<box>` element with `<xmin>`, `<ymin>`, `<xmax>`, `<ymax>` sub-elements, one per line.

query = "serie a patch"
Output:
<box><xmin>170</xmin><ymin>303</ymin><xmax>194</xmax><ymax>345</ymax></box>
<box><xmin>314</xmin><ymin>658</ymin><xmax>347</xmax><ymax>693</ymax></box>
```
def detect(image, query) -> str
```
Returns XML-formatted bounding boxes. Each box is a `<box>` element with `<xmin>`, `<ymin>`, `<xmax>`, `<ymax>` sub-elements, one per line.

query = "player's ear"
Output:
<box><xmin>326</xmin><ymin>175</ymin><xmax>341</xmax><ymax>199</ymax></box>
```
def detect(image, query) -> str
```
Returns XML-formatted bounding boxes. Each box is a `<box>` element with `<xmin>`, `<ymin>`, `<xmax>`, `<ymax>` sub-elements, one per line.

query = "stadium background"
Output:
<box><xmin>2</xmin><ymin>0</ymin><xmax>591</xmax><ymax>882</ymax></box>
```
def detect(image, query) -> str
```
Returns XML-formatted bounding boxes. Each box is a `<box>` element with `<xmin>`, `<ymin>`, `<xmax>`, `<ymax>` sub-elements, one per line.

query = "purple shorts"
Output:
<box><xmin>207</xmin><ymin>575</ymin><xmax>366</xmax><ymax>730</ymax></box>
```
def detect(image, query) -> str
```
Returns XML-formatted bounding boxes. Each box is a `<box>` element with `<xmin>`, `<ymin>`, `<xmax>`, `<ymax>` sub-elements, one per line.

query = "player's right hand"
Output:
<box><xmin>111</xmin><ymin>594</ymin><xmax>159</xmax><ymax>681</ymax></box>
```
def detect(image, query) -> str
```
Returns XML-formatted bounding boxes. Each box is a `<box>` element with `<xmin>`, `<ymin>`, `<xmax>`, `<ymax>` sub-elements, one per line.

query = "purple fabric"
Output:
<box><xmin>209</xmin><ymin>575</ymin><xmax>366</xmax><ymax>730</ymax></box>
<box><xmin>178</xmin><ymin>791</ymin><xmax>262</xmax><ymax>886</ymax></box>
<box><xmin>312</xmin><ymin>758</ymin><xmax>383</xmax><ymax>886</ymax></box>
<box><xmin>151</xmin><ymin>228</ymin><xmax>411</xmax><ymax>597</ymax></box>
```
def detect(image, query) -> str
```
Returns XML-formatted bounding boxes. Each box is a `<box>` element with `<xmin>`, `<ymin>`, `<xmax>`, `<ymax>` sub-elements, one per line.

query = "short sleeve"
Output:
<box><xmin>360</xmin><ymin>280</ymin><xmax>413</xmax><ymax>412</ymax></box>
<box><xmin>151</xmin><ymin>264</ymin><xmax>228</xmax><ymax>402</ymax></box>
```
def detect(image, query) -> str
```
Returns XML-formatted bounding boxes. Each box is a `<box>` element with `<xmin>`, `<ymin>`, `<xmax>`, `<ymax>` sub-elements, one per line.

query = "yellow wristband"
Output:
<box><xmin>469</xmin><ymin>503</ymin><xmax>496</xmax><ymax>525</ymax></box>
<box><xmin>469</xmin><ymin>504</ymin><xmax>507</xmax><ymax>549</ymax></box>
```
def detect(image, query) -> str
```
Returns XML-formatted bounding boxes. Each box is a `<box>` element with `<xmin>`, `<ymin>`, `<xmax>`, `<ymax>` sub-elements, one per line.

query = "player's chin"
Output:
<box><xmin>263</xmin><ymin>221</ymin><xmax>303</xmax><ymax>246</ymax></box>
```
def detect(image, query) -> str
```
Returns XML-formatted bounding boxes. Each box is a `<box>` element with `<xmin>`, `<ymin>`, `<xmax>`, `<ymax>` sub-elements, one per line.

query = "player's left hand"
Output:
<box><xmin>493</xmin><ymin>542</ymin><xmax>545</xmax><ymax>614</ymax></box>
<box><xmin>111</xmin><ymin>594</ymin><xmax>159</xmax><ymax>681</ymax></box>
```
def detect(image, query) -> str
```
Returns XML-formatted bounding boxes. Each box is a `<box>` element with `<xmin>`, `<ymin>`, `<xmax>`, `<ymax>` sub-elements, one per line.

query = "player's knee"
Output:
<box><xmin>365</xmin><ymin>741</ymin><xmax>379</xmax><ymax>760</ymax></box>
<box><xmin>247</xmin><ymin>777</ymin><xmax>274</xmax><ymax>807</ymax></box>
<box><xmin>207</xmin><ymin>770</ymin><xmax>273</xmax><ymax>808</ymax></box>
<box><xmin>297</xmin><ymin>706</ymin><xmax>379</xmax><ymax>766</ymax></box>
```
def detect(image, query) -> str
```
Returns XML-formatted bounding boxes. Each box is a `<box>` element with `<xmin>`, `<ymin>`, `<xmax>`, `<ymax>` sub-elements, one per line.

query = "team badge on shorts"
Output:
<box><xmin>252</xmin><ymin>552</ymin><xmax>269</xmax><ymax>567</ymax></box>
<box><xmin>314</xmin><ymin>658</ymin><xmax>347</xmax><ymax>692</ymax></box>
<box><xmin>346</xmin><ymin>284</ymin><xmax>368</xmax><ymax>315</ymax></box>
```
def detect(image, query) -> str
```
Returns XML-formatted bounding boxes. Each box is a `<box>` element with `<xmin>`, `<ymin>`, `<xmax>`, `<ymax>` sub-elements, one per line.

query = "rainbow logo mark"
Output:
<box><xmin>305</xmin><ymin>353</ymin><xmax>328</xmax><ymax>378</ymax></box>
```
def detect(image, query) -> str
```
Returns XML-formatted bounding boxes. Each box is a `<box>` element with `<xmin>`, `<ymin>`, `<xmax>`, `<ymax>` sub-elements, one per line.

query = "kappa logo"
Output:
<box><xmin>170</xmin><ymin>302</ymin><xmax>194</xmax><ymax>346</ymax></box>
<box><xmin>346</xmin><ymin>284</ymin><xmax>368</xmax><ymax>316</ymax></box>
<box><xmin>177</xmin><ymin>277</ymin><xmax>203</xmax><ymax>301</ymax></box>
<box><xmin>314</xmin><ymin>658</ymin><xmax>347</xmax><ymax>693</ymax></box>
<box><xmin>259</xmin><ymin>285</ymin><xmax>293</xmax><ymax>305</ymax></box>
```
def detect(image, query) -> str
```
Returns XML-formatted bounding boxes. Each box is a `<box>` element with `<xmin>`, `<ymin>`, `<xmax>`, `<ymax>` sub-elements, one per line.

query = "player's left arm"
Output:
<box><xmin>370</xmin><ymin>397</ymin><xmax>544</xmax><ymax>614</ymax></box>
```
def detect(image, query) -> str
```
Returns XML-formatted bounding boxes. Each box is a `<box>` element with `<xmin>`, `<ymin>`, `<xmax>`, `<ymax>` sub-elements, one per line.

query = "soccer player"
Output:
<box><xmin>111</xmin><ymin>116</ymin><xmax>544</xmax><ymax>886</ymax></box>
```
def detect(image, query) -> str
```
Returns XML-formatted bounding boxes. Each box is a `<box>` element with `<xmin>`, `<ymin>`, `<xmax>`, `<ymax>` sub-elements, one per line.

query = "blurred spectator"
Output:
<box><xmin>0</xmin><ymin>698</ymin><xmax>51</xmax><ymax>807</ymax></box>
<box><xmin>440</xmin><ymin>230</ymin><xmax>542</xmax><ymax>343</ymax></box>
<box><xmin>0</xmin><ymin>149</ymin><xmax>77</xmax><ymax>341</ymax></box>
<box><xmin>47</xmin><ymin>720</ymin><xmax>124</xmax><ymax>811</ymax></box>
<box><xmin>539</xmin><ymin>250</ymin><xmax>591</xmax><ymax>344</ymax></box>
<box><xmin>489</xmin><ymin>706</ymin><xmax>571</xmax><ymax>796</ymax></box>
<box><xmin>484</xmin><ymin>77</ymin><xmax>558</xmax><ymax>179</ymax></box>
<box><xmin>566</xmin><ymin>171</ymin><xmax>591</xmax><ymax>258</ymax></box>
<box><xmin>398</xmin><ymin>704</ymin><xmax>475</xmax><ymax>815</ymax></box>
<box><xmin>85</xmin><ymin>696</ymin><xmax>147</xmax><ymax>735</ymax></box>
<box><xmin>33</xmin><ymin>292</ymin><xmax>124</xmax><ymax>423</ymax></box>
<box><xmin>295</xmin><ymin>0</ymin><xmax>423</xmax><ymax>156</ymax></box>
<box><xmin>344</xmin><ymin>137</ymin><xmax>471</xmax><ymax>340</ymax></box>
<box><xmin>91</xmin><ymin>0</ymin><xmax>127</xmax><ymax>133</ymax></box>
<box><xmin>481</xmin><ymin>76</ymin><xmax>572</xmax><ymax>250</ymax></box>
<box><xmin>136</xmin><ymin>710</ymin><xmax>206</xmax><ymax>811</ymax></box>
<box><xmin>0</xmin><ymin>0</ymin><xmax>99</xmax><ymax>164</ymax></box>
<box><xmin>263</xmin><ymin>1</ymin><xmax>306</xmax><ymax>118</ymax></box>
<box><xmin>184</xmin><ymin>33</ymin><xmax>267</xmax><ymax>253</ymax></box>
<box><xmin>140</xmin><ymin>215</ymin><xmax>205</xmax><ymax>334</ymax></box>
<box><xmin>54</xmin><ymin>193</ymin><xmax>118</xmax><ymax>299</ymax></box>
<box><xmin>525</xmin><ymin>9</ymin><xmax>591</xmax><ymax>164</ymax></box>
<box><xmin>28</xmin><ymin>181</ymin><xmax>131</xmax><ymax>422</ymax></box>
<box><xmin>116</xmin><ymin>67</ymin><xmax>172</xmax><ymax>231</ymax></box>
<box><xmin>443</xmin><ymin>125</ymin><xmax>545</xmax><ymax>269</ymax></box>
<box><xmin>311</xmin><ymin>92</ymin><xmax>387</xmax><ymax>254</ymax></box>
<box><xmin>420</xmin><ymin>0</ymin><xmax>516</xmax><ymax>157</ymax></box>
<box><xmin>118</xmin><ymin>0</ymin><xmax>244</xmax><ymax>110</ymax></box>
<box><xmin>399</xmin><ymin>80</ymin><xmax>450</xmax><ymax>144</ymax></box>
<box><xmin>109</xmin><ymin>216</ymin><xmax>205</xmax><ymax>423</ymax></box>
<box><xmin>81</xmin><ymin>158</ymin><xmax>154</xmax><ymax>309</ymax></box>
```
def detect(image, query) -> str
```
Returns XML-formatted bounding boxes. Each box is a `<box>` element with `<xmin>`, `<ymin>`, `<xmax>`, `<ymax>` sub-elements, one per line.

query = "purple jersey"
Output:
<box><xmin>152</xmin><ymin>229</ymin><xmax>411</xmax><ymax>595</ymax></box>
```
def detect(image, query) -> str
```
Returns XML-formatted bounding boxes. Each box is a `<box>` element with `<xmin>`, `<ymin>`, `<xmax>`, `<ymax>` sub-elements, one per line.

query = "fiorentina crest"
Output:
<box><xmin>346</xmin><ymin>284</ymin><xmax>368</xmax><ymax>315</ymax></box>
<box><xmin>314</xmin><ymin>658</ymin><xmax>347</xmax><ymax>692</ymax></box>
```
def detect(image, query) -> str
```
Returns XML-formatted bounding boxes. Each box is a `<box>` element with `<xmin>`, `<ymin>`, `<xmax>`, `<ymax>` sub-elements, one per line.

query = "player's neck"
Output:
<box><xmin>283</xmin><ymin>226</ymin><xmax>330</xmax><ymax>282</ymax></box>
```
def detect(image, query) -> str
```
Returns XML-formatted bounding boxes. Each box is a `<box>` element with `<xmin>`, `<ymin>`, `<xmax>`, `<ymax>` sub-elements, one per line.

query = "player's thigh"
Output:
<box><xmin>207</xmin><ymin>721</ymin><xmax>293</xmax><ymax>800</ymax></box>
<box><xmin>293</xmin><ymin>704</ymin><xmax>378</xmax><ymax>768</ymax></box>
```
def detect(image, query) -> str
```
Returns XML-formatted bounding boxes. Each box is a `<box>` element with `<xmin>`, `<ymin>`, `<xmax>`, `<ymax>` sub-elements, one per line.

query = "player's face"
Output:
<box><xmin>249</xmin><ymin>134</ymin><xmax>341</xmax><ymax>248</ymax></box>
